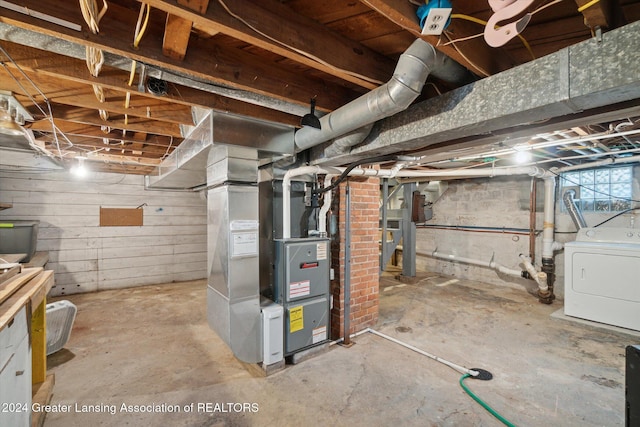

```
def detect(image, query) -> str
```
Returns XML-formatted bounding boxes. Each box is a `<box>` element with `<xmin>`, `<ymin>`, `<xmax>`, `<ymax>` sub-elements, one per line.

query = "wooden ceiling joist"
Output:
<box><xmin>39</xmin><ymin>138</ymin><xmax>172</xmax><ymax>159</ymax></box>
<box><xmin>142</xmin><ymin>0</ymin><xmax>396</xmax><ymax>89</ymax></box>
<box><xmin>162</xmin><ymin>0</ymin><xmax>210</xmax><ymax>61</ymax></box>
<box><xmin>0</xmin><ymin>0</ymin><xmax>358</xmax><ymax>111</ymax></box>
<box><xmin>0</xmin><ymin>39</ymin><xmax>302</xmax><ymax>127</ymax></box>
<box><xmin>359</xmin><ymin>0</ymin><xmax>515</xmax><ymax>76</ymax></box>
<box><xmin>28</xmin><ymin>120</ymin><xmax>180</xmax><ymax>148</ymax></box>
<box><xmin>29</xmin><ymin>106</ymin><xmax>184</xmax><ymax>139</ymax></box>
<box><xmin>0</xmin><ymin>67</ymin><xmax>195</xmax><ymax>125</ymax></box>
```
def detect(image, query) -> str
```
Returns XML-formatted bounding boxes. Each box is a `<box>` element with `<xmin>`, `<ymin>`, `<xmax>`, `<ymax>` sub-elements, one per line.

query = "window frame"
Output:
<box><xmin>559</xmin><ymin>165</ymin><xmax>634</xmax><ymax>213</ymax></box>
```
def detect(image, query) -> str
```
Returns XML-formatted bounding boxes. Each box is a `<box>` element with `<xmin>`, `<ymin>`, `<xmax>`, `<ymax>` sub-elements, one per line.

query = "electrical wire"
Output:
<box><xmin>578</xmin><ymin>0</ymin><xmax>600</xmax><ymax>12</ymax></box>
<box><xmin>593</xmin><ymin>208</ymin><xmax>640</xmax><ymax>228</ymax></box>
<box><xmin>442</xmin><ymin>32</ymin><xmax>491</xmax><ymax>77</ymax></box>
<box><xmin>459</xmin><ymin>374</ymin><xmax>517</xmax><ymax>427</ymax></box>
<box><xmin>79</xmin><ymin>0</ymin><xmax>109</xmax><ymax>120</ymax></box>
<box><xmin>313</xmin><ymin>155</ymin><xmax>397</xmax><ymax>195</ymax></box>
<box><xmin>217</xmin><ymin>0</ymin><xmax>384</xmax><ymax>87</ymax></box>
<box><xmin>440</xmin><ymin>32</ymin><xmax>484</xmax><ymax>47</ymax></box>
<box><xmin>450</xmin><ymin>14</ymin><xmax>535</xmax><ymax>60</ymax></box>
<box><xmin>123</xmin><ymin>2</ymin><xmax>151</xmax><ymax>128</ymax></box>
<box><xmin>0</xmin><ymin>56</ymin><xmax>73</xmax><ymax>157</ymax></box>
<box><xmin>160</xmin><ymin>136</ymin><xmax>174</xmax><ymax>160</ymax></box>
<box><xmin>417</xmin><ymin>224</ymin><xmax>540</xmax><ymax>235</ymax></box>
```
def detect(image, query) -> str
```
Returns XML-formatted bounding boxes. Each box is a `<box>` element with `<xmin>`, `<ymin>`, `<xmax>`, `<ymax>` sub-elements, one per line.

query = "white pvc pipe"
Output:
<box><xmin>429</xmin><ymin>251</ymin><xmax>523</xmax><ymax>278</ymax></box>
<box><xmin>318</xmin><ymin>174</ymin><xmax>336</xmax><ymax>236</ymax></box>
<box><xmin>283</xmin><ymin>163</ymin><xmax>553</xmax><ymax>239</ymax></box>
<box><xmin>366</xmin><ymin>328</ymin><xmax>478</xmax><ymax>376</ymax></box>
<box><xmin>282</xmin><ymin>165</ymin><xmax>340</xmax><ymax>239</ymax></box>
<box><xmin>519</xmin><ymin>254</ymin><xmax>548</xmax><ymax>292</ymax></box>
<box><xmin>333</xmin><ymin>165</ymin><xmax>550</xmax><ymax>179</ymax></box>
<box><xmin>542</xmin><ymin>176</ymin><xmax>559</xmax><ymax>259</ymax></box>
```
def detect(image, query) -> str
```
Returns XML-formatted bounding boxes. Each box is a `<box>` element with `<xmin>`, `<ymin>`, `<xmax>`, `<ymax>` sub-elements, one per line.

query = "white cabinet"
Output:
<box><xmin>0</xmin><ymin>306</ymin><xmax>32</xmax><ymax>427</ymax></box>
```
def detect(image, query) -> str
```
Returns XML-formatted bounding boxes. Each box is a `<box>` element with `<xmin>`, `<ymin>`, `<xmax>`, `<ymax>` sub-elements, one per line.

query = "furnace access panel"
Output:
<box><xmin>274</xmin><ymin>238</ymin><xmax>330</xmax><ymax>355</ymax></box>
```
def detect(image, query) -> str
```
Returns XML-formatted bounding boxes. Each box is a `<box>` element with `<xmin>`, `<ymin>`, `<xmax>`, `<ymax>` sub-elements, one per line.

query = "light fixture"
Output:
<box><xmin>513</xmin><ymin>148</ymin><xmax>532</xmax><ymax>164</ymax></box>
<box><xmin>70</xmin><ymin>156</ymin><xmax>88</xmax><ymax>178</ymax></box>
<box><xmin>300</xmin><ymin>98</ymin><xmax>321</xmax><ymax>130</ymax></box>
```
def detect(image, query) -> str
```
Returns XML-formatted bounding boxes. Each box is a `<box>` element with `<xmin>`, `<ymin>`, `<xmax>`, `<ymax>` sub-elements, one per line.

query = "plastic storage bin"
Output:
<box><xmin>0</xmin><ymin>220</ymin><xmax>39</xmax><ymax>262</ymax></box>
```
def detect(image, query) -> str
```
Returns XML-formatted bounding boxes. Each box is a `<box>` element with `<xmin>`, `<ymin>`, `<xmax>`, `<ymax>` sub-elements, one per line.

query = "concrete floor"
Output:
<box><xmin>44</xmin><ymin>273</ymin><xmax>636</xmax><ymax>426</ymax></box>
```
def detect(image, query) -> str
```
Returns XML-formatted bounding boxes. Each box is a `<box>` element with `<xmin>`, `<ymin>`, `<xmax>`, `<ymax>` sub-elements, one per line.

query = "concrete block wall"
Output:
<box><xmin>330</xmin><ymin>177</ymin><xmax>380</xmax><ymax>339</ymax></box>
<box><xmin>414</xmin><ymin>171</ymin><xmax>640</xmax><ymax>299</ymax></box>
<box><xmin>0</xmin><ymin>169</ymin><xmax>207</xmax><ymax>295</ymax></box>
<box><xmin>415</xmin><ymin>176</ymin><xmax>547</xmax><ymax>295</ymax></box>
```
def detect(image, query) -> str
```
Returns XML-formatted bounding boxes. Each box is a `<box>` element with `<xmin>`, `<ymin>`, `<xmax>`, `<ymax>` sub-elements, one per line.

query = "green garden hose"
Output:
<box><xmin>459</xmin><ymin>373</ymin><xmax>517</xmax><ymax>427</ymax></box>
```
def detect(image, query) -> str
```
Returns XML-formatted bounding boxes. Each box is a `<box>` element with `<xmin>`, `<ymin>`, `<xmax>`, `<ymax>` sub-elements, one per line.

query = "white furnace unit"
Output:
<box><xmin>564</xmin><ymin>227</ymin><xmax>640</xmax><ymax>331</ymax></box>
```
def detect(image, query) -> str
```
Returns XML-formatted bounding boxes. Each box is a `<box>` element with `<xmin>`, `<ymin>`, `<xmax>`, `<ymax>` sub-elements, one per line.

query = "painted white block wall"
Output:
<box><xmin>0</xmin><ymin>169</ymin><xmax>207</xmax><ymax>296</ymax></box>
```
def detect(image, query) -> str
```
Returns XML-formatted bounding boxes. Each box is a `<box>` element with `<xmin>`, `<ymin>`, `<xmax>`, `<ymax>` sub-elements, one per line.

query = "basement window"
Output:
<box><xmin>560</xmin><ymin>166</ymin><xmax>634</xmax><ymax>212</ymax></box>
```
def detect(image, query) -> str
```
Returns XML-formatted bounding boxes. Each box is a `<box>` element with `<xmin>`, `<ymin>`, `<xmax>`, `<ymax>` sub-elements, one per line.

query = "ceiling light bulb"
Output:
<box><xmin>514</xmin><ymin>150</ymin><xmax>532</xmax><ymax>164</ymax></box>
<box><xmin>71</xmin><ymin>157</ymin><xmax>88</xmax><ymax>178</ymax></box>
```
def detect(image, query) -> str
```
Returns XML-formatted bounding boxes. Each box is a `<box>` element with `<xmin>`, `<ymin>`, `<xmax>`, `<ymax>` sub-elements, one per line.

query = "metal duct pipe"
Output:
<box><xmin>294</xmin><ymin>39</ymin><xmax>471</xmax><ymax>151</ymax></box>
<box><xmin>562</xmin><ymin>189</ymin><xmax>587</xmax><ymax>230</ymax></box>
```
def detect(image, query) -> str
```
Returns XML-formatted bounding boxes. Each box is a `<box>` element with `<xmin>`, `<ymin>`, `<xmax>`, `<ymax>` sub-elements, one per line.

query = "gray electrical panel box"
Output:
<box><xmin>274</xmin><ymin>238</ymin><xmax>330</xmax><ymax>355</ymax></box>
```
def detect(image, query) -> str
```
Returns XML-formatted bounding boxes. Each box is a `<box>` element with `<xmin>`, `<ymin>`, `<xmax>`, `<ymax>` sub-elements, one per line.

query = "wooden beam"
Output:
<box><xmin>574</xmin><ymin>0</ymin><xmax>615</xmax><ymax>28</ymax></box>
<box><xmin>162</xmin><ymin>0</ymin><xmax>210</xmax><ymax>60</ymax></box>
<box><xmin>31</xmin><ymin>298</ymin><xmax>47</xmax><ymax>384</ymax></box>
<box><xmin>141</xmin><ymin>0</ymin><xmax>396</xmax><ymax>89</ymax></box>
<box><xmin>359</xmin><ymin>0</ymin><xmax>514</xmax><ymax>76</ymax></box>
<box><xmin>0</xmin><ymin>0</ymin><xmax>357</xmax><ymax>111</ymax></box>
<box><xmin>163</xmin><ymin>14</ymin><xmax>193</xmax><ymax>60</ymax></box>
<box><xmin>35</xmin><ymin>132</ymin><xmax>176</xmax><ymax>153</ymax></box>
<box><xmin>28</xmin><ymin>119</ymin><xmax>178</xmax><ymax>144</ymax></box>
<box><xmin>0</xmin><ymin>67</ymin><xmax>194</xmax><ymax>125</ymax></box>
<box><xmin>63</xmin><ymin>160</ymin><xmax>157</xmax><ymax>175</ymax></box>
<box><xmin>38</xmin><ymin>136</ymin><xmax>173</xmax><ymax>158</ymax></box>
<box><xmin>0</xmin><ymin>40</ymin><xmax>304</xmax><ymax>126</ymax></box>
<box><xmin>29</xmin><ymin>106</ymin><xmax>184</xmax><ymax>138</ymax></box>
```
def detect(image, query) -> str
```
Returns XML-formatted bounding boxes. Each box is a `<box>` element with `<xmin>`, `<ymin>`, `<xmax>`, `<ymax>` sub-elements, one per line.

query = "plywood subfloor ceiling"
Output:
<box><xmin>0</xmin><ymin>0</ymin><xmax>639</xmax><ymax>174</ymax></box>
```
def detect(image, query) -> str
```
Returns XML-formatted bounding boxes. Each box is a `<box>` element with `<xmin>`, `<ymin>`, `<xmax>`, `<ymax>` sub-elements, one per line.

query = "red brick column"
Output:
<box><xmin>330</xmin><ymin>177</ymin><xmax>380</xmax><ymax>339</ymax></box>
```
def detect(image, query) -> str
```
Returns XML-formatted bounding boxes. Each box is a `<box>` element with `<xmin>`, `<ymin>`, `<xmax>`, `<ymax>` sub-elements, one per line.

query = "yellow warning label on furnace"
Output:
<box><xmin>290</xmin><ymin>306</ymin><xmax>304</xmax><ymax>333</ymax></box>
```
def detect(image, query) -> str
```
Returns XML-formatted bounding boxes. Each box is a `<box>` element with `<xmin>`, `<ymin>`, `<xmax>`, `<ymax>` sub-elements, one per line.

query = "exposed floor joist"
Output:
<box><xmin>0</xmin><ymin>0</ymin><xmax>358</xmax><ymax>111</ymax></box>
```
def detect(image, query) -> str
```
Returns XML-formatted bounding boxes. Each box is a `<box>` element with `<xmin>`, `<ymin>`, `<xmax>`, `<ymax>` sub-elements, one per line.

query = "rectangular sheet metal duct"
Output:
<box><xmin>206</xmin><ymin>146</ymin><xmax>262</xmax><ymax>363</ymax></box>
<box><xmin>146</xmin><ymin>112</ymin><xmax>294</xmax><ymax>189</ymax></box>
